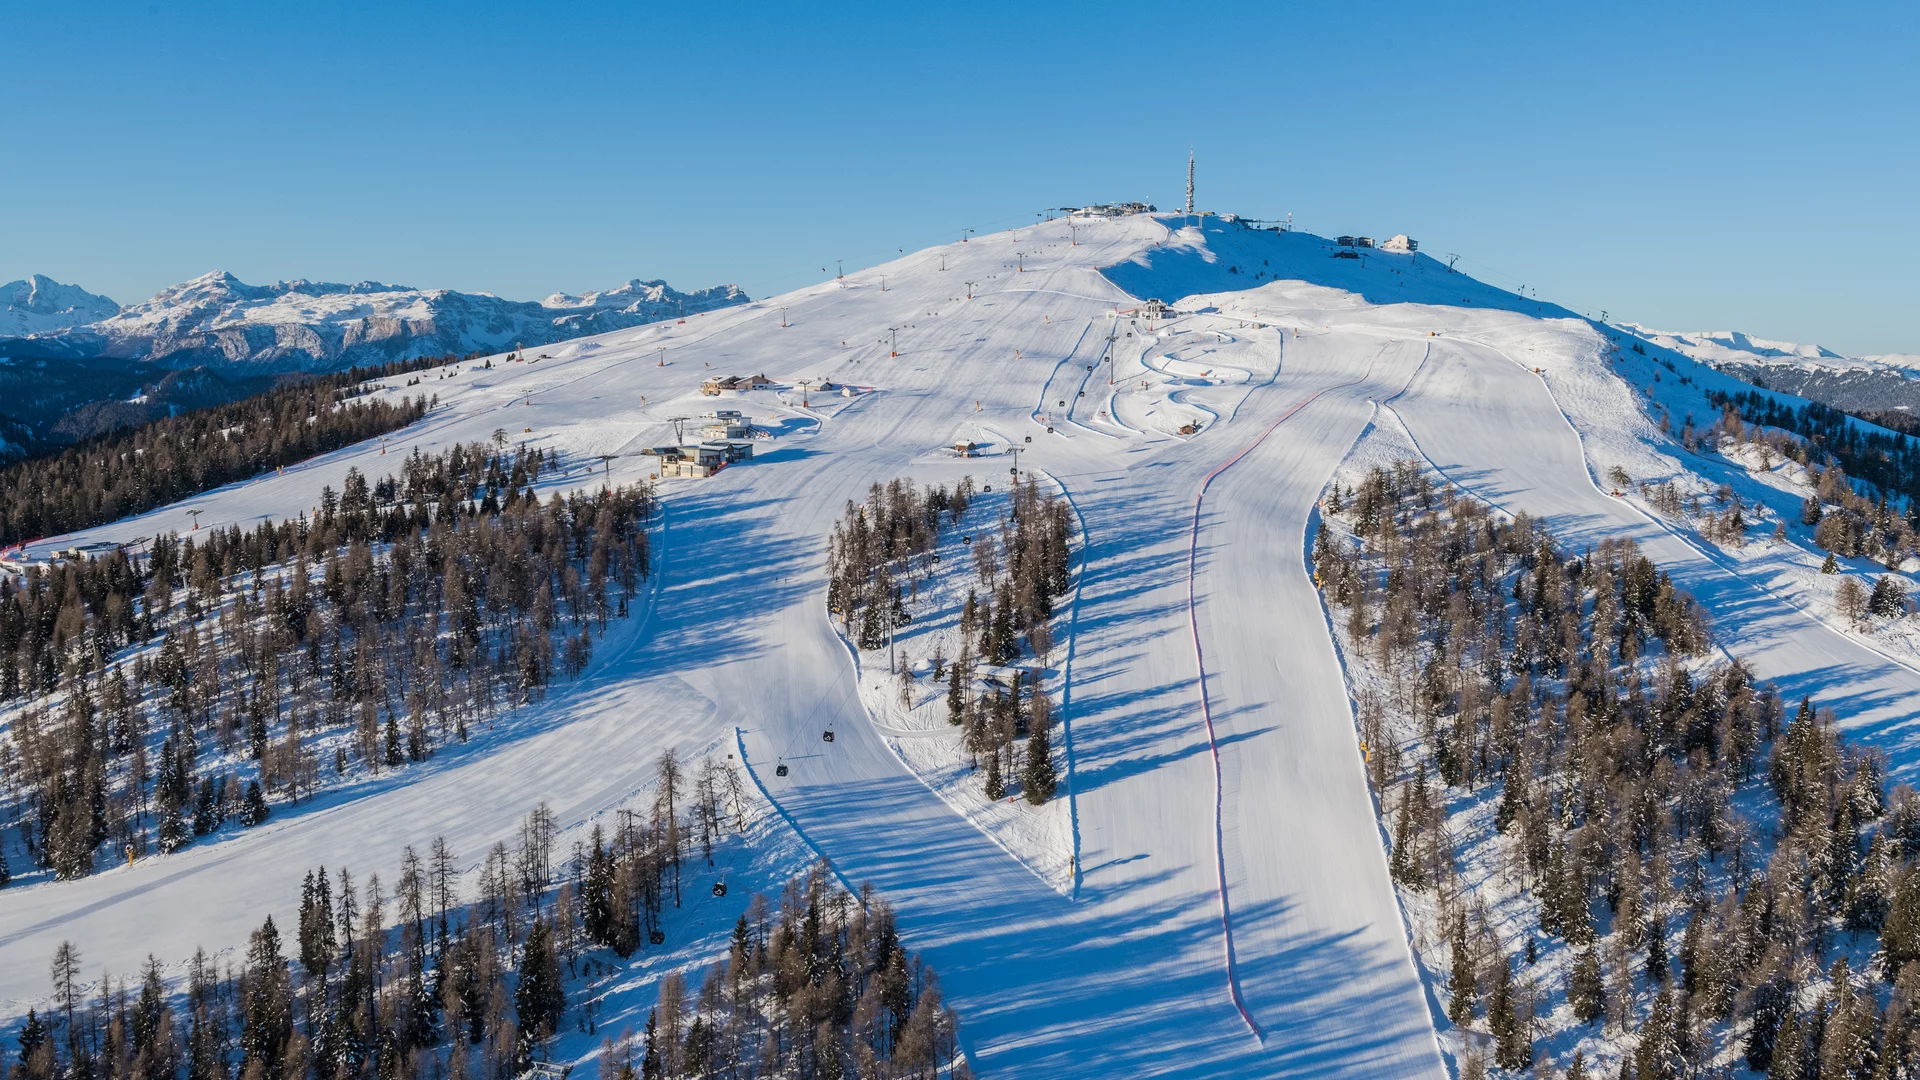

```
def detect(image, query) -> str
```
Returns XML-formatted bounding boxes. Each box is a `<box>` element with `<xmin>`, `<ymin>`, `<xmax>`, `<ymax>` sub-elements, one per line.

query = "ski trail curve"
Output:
<box><xmin>1183</xmin><ymin>346</ymin><xmax>1390</xmax><ymax>1042</ymax></box>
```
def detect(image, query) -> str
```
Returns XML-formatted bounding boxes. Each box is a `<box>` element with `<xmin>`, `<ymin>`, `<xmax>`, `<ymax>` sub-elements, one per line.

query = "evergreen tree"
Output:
<box><xmin>1022</xmin><ymin>698</ymin><xmax>1058</xmax><ymax>806</ymax></box>
<box><xmin>1634</xmin><ymin>985</ymin><xmax>1681</xmax><ymax>1080</ymax></box>
<box><xmin>241</xmin><ymin>780</ymin><xmax>269</xmax><ymax>827</ymax></box>
<box><xmin>947</xmin><ymin>652</ymin><xmax>966</xmax><ymax>726</ymax></box>
<box><xmin>1645</xmin><ymin>916</ymin><xmax>1668</xmax><ymax>983</ymax></box>
<box><xmin>640</xmin><ymin>1009</ymin><xmax>662</xmax><ymax>1080</ymax></box>
<box><xmin>239</xmin><ymin>917</ymin><xmax>292</xmax><ymax>1076</ymax></box>
<box><xmin>515</xmin><ymin>919</ymin><xmax>565</xmax><ymax>1048</ymax></box>
<box><xmin>1488</xmin><ymin>952</ymin><xmax>1529</xmax><ymax>1070</ymax></box>
<box><xmin>1768</xmin><ymin>1011</ymin><xmax>1805</xmax><ymax>1080</ymax></box>
<box><xmin>1448</xmin><ymin>913</ymin><xmax>1475</xmax><ymax>1027</ymax></box>
<box><xmin>984</xmin><ymin>750</ymin><xmax>1005</xmax><ymax>801</ymax></box>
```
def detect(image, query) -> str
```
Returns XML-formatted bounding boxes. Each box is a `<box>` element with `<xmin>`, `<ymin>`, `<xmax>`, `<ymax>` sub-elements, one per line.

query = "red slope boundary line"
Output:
<box><xmin>1185</xmin><ymin>346</ymin><xmax>1387</xmax><ymax>1042</ymax></box>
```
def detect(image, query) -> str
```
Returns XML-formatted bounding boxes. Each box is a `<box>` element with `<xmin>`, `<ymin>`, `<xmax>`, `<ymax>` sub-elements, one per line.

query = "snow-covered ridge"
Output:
<box><xmin>1623</xmin><ymin>324</ymin><xmax>1920</xmax><ymax>414</ymax></box>
<box><xmin>1</xmin><ymin>274</ymin><xmax>121</xmax><ymax>336</ymax></box>
<box><xmin>10</xmin><ymin>270</ymin><xmax>750</xmax><ymax>373</ymax></box>
<box><xmin>1625</xmin><ymin>323</ymin><xmax>1920</xmax><ymax>376</ymax></box>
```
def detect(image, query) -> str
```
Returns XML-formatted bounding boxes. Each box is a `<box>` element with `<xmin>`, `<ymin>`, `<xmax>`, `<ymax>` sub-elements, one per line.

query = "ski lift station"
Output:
<box><xmin>652</xmin><ymin>440</ymin><xmax>754</xmax><ymax>479</ymax></box>
<box><xmin>699</xmin><ymin>410</ymin><xmax>754</xmax><ymax>439</ymax></box>
<box><xmin>700</xmin><ymin>373</ymin><xmax>774</xmax><ymax>396</ymax></box>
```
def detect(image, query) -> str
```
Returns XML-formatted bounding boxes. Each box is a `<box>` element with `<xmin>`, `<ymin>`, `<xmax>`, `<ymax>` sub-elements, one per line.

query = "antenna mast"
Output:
<box><xmin>1185</xmin><ymin>147</ymin><xmax>1195</xmax><ymax>215</ymax></box>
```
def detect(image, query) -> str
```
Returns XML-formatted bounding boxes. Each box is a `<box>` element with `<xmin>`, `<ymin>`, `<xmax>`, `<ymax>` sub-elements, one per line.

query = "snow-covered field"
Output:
<box><xmin>8</xmin><ymin>213</ymin><xmax>1919</xmax><ymax>1077</ymax></box>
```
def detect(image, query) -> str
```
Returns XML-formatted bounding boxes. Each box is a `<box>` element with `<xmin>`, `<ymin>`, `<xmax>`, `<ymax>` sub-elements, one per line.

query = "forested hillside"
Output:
<box><xmin>0</xmin><ymin>438</ymin><xmax>652</xmax><ymax>885</ymax></box>
<box><xmin>3</xmin><ymin>783</ymin><xmax>964</xmax><ymax>1080</ymax></box>
<box><xmin>1319</xmin><ymin>460</ymin><xmax>1911</xmax><ymax>1077</ymax></box>
<box><xmin>0</xmin><ymin>354</ymin><xmax>474</xmax><ymax>548</ymax></box>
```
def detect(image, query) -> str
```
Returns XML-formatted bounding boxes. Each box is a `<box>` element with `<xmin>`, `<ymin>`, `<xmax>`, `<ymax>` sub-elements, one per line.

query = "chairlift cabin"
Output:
<box><xmin>822</xmin><ymin>729</ymin><xmax>835</xmax><ymax>742</ymax></box>
<box><xmin>649</xmin><ymin>930</ymin><xmax>665</xmax><ymax>946</ymax></box>
<box><xmin>775</xmin><ymin>762</ymin><xmax>789</xmax><ymax>777</ymax></box>
<box><xmin>711</xmin><ymin>881</ymin><xmax>728</xmax><ymax>897</ymax></box>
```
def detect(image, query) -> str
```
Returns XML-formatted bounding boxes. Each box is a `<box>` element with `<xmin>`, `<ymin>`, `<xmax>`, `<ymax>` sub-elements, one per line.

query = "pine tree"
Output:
<box><xmin>640</xmin><ymin>1009</ymin><xmax>662</xmax><ymax>1080</ymax></box>
<box><xmin>384</xmin><ymin>714</ymin><xmax>405</xmax><ymax>767</ymax></box>
<box><xmin>1389</xmin><ymin>783</ymin><xmax>1424</xmax><ymax>891</ymax></box>
<box><xmin>1448</xmin><ymin>913</ymin><xmax>1475</xmax><ymax>1027</ymax></box>
<box><xmin>242</xmin><ymin>780</ymin><xmax>269</xmax><ymax>826</ymax></box>
<box><xmin>947</xmin><ymin>653</ymin><xmax>966</xmax><ymax>726</ymax></box>
<box><xmin>1022</xmin><ymin>696</ymin><xmax>1058</xmax><ymax>806</ymax></box>
<box><xmin>1488</xmin><ymin>952</ymin><xmax>1529</xmax><ymax>1070</ymax></box>
<box><xmin>1569</xmin><ymin>944</ymin><xmax>1604</xmax><ymax>1024</ymax></box>
<box><xmin>515</xmin><ymin>918</ymin><xmax>565</xmax><ymax>1047</ymax></box>
<box><xmin>240</xmin><ymin>917</ymin><xmax>292</xmax><ymax>1075</ymax></box>
<box><xmin>297</xmin><ymin>868</ymin><xmax>336</xmax><ymax>982</ymax></box>
<box><xmin>1768</xmin><ymin>1010</ymin><xmax>1804</xmax><ymax>1080</ymax></box>
<box><xmin>984</xmin><ymin>750</ymin><xmax>1005</xmax><ymax>801</ymax></box>
<box><xmin>1645</xmin><ymin>916</ymin><xmax>1668</xmax><ymax>983</ymax></box>
<box><xmin>1822</xmin><ymin>552</ymin><xmax>1839</xmax><ymax>573</ymax></box>
<box><xmin>1634</xmin><ymin>985</ymin><xmax>1680</xmax><ymax>1080</ymax></box>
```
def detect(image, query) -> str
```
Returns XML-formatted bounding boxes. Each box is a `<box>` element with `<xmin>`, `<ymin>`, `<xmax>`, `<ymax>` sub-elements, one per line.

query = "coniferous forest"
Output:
<box><xmin>825</xmin><ymin>474</ymin><xmax>1072</xmax><ymax>806</ymax></box>
<box><xmin>0</xmin><ymin>352</ymin><xmax>486</xmax><ymax>549</ymax></box>
<box><xmin>1</xmin><ymin>763</ymin><xmax>967</xmax><ymax>1080</ymax></box>
<box><xmin>0</xmin><ymin>438</ymin><xmax>652</xmax><ymax>884</ymax></box>
<box><xmin>1319</xmin><ymin>460</ymin><xmax>1918</xmax><ymax>1078</ymax></box>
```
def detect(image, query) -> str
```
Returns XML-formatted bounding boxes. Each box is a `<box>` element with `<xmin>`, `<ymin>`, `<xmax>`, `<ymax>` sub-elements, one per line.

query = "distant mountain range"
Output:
<box><xmin>2</xmin><ymin>275</ymin><xmax>122</xmax><ymax>337</ymax></box>
<box><xmin>1621</xmin><ymin>325</ymin><xmax>1920</xmax><ymax>416</ymax></box>
<box><xmin>0</xmin><ymin>270</ymin><xmax>750</xmax><ymax>454</ymax></box>
<box><xmin>3</xmin><ymin>270</ymin><xmax>749</xmax><ymax>371</ymax></box>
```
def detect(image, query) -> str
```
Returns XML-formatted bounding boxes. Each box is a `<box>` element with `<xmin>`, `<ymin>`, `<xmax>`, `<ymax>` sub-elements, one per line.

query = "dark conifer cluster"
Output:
<box><xmin>2</xmin><ymin>755</ymin><xmax>965</xmax><ymax>1080</ymax></box>
<box><xmin>0</xmin><ymin>441</ymin><xmax>652</xmax><ymax>883</ymax></box>
<box><xmin>598</xmin><ymin>861</ymin><xmax>967</xmax><ymax>1079</ymax></box>
<box><xmin>825</xmin><ymin>477</ymin><xmax>973</xmax><ymax>651</ymax></box>
<box><xmin>1321</xmin><ymin>460</ymin><xmax>1919</xmax><ymax>1078</ymax></box>
<box><xmin>0</xmin><ymin>352</ymin><xmax>473</xmax><ymax>547</ymax></box>
<box><xmin>1709</xmin><ymin>388</ymin><xmax>1920</xmax><ymax>513</ymax></box>
<box><xmin>951</xmin><ymin>477</ymin><xmax>1072</xmax><ymax>807</ymax></box>
<box><xmin>825</xmin><ymin>474</ymin><xmax>1072</xmax><ymax>808</ymax></box>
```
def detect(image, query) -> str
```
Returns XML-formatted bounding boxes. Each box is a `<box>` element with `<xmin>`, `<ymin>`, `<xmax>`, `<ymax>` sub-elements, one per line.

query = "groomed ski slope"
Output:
<box><xmin>10</xmin><ymin>213</ymin><xmax>1915</xmax><ymax>1076</ymax></box>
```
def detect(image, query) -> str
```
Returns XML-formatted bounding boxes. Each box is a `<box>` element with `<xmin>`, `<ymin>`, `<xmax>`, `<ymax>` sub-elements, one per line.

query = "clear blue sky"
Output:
<box><xmin>5</xmin><ymin>1</ymin><xmax>1915</xmax><ymax>354</ymax></box>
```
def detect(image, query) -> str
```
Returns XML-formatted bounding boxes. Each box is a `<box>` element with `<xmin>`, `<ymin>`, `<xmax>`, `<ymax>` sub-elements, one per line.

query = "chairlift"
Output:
<box><xmin>1058</xmin><ymin>400</ymin><xmax>1066</xmax><ymax>408</ymax></box>
<box><xmin>822</xmin><ymin>728</ymin><xmax>836</xmax><ymax>743</ymax></box>
<box><xmin>775</xmin><ymin>761</ymin><xmax>789</xmax><ymax>777</ymax></box>
<box><xmin>1046</xmin><ymin>427</ymin><xmax>1055</xmax><ymax>434</ymax></box>
<box><xmin>982</xmin><ymin>484</ymin><xmax>992</xmax><ymax>493</ymax></box>
<box><xmin>962</xmin><ymin>535</ymin><xmax>973</xmax><ymax>544</ymax></box>
<box><xmin>649</xmin><ymin>930</ymin><xmax>666</xmax><ymax>946</ymax></box>
<box><xmin>1023</xmin><ymin>435</ymin><xmax>1032</xmax><ymax>444</ymax></box>
<box><xmin>711</xmin><ymin>881</ymin><xmax>728</xmax><ymax>898</ymax></box>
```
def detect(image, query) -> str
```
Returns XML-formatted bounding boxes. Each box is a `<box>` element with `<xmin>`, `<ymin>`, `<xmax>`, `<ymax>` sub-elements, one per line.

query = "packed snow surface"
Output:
<box><xmin>9</xmin><ymin>214</ymin><xmax>1920</xmax><ymax>1077</ymax></box>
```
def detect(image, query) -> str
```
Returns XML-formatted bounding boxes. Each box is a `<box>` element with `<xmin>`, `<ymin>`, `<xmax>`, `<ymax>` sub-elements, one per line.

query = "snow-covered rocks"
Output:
<box><xmin>15</xmin><ymin>270</ymin><xmax>751</xmax><ymax>373</ymax></box>
<box><xmin>1</xmin><ymin>274</ymin><xmax>120</xmax><ymax>336</ymax></box>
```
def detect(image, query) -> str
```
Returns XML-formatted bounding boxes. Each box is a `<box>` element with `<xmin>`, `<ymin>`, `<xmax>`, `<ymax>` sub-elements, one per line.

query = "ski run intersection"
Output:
<box><xmin>7</xmin><ymin>213</ymin><xmax>1920</xmax><ymax>1078</ymax></box>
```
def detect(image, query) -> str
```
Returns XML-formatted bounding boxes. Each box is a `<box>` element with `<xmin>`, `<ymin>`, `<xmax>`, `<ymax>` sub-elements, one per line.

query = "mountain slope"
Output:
<box><xmin>8</xmin><ymin>215</ymin><xmax>1917</xmax><ymax>1079</ymax></box>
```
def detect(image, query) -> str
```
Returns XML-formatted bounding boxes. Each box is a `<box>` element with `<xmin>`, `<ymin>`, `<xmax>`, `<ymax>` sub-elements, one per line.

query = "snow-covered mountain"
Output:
<box><xmin>1</xmin><ymin>274</ymin><xmax>121</xmax><ymax>336</ymax></box>
<box><xmin>1623</xmin><ymin>323</ymin><xmax>1920</xmax><ymax>412</ymax></box>
<box><xmin>53</xmin><ymin>270</ymin><xmax>750</xmax><ymax>372</ymax></box>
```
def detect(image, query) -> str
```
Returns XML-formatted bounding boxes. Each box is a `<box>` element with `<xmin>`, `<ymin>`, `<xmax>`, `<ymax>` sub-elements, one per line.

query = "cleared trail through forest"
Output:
<box><xmin>1388</xmin><ymin>338</ymin><xmax>1920</xmax><ymax>775</ymax></box>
